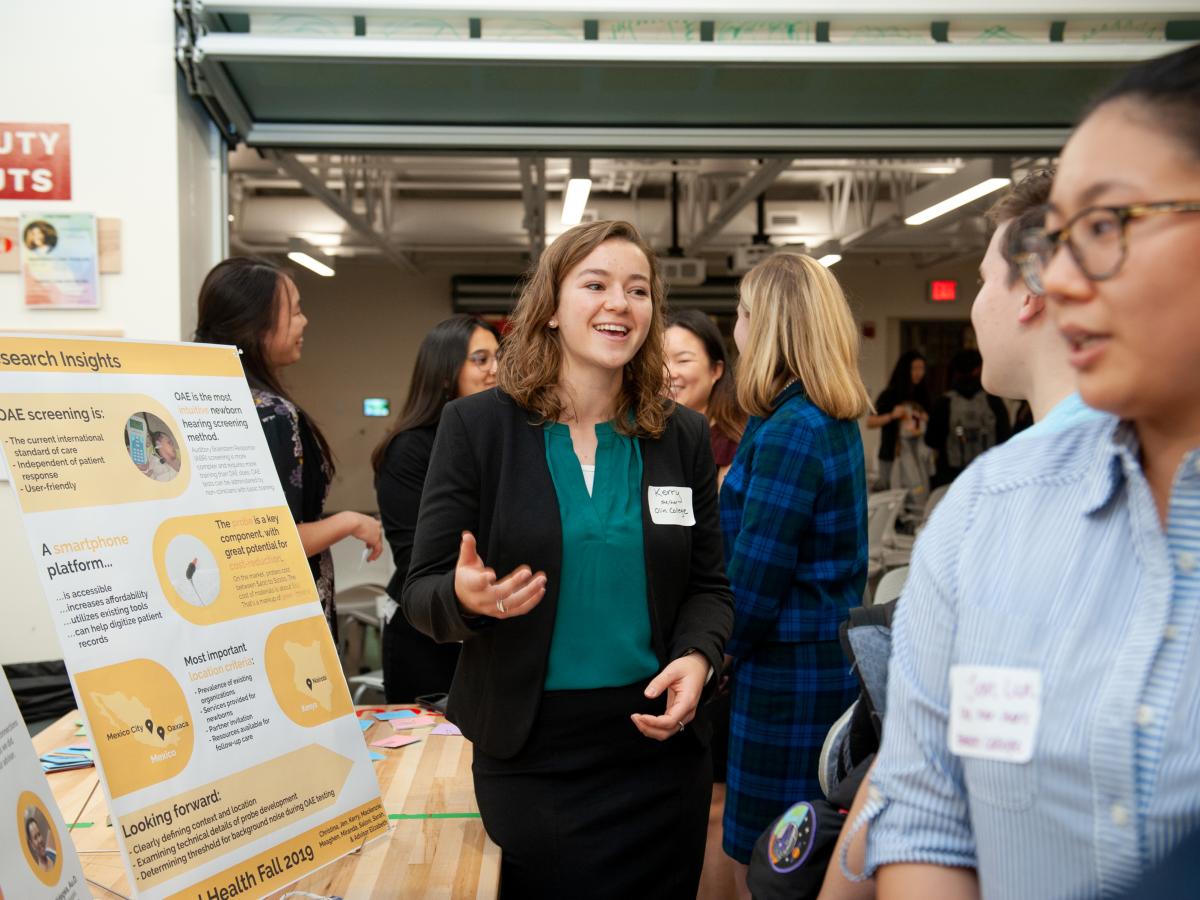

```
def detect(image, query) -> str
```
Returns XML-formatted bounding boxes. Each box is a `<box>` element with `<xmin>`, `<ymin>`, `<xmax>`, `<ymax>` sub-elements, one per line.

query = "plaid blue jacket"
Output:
<box><xmin>720</xmin><ymin>383</ymin><xmax>868</xmax><ymax>655</ymax></box>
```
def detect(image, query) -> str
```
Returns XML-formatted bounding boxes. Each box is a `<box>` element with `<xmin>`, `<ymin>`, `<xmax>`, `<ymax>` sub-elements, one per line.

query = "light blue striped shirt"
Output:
<box><xmin>1008</xmin><ymin>391</ymin><xmax>1105</xmax><ymax>444</ymax></box>
<box><xmin>861</xmin><ymin>415</ymin><xmax>1200</xmax><ymax>899</ymax></box>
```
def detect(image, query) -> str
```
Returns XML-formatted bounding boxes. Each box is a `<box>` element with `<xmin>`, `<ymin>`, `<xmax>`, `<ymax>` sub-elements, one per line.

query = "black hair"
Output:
<box><xmin>885</xmin><ymin>350</ymin><xmax>930</xmax><ymax>408</ymax></box>
<box><xmin>193</xmin><ymin>256</ymin><xmax>334</xmax><ymax>473</ymax></box>
<box><xmin>1088</xmin><ymin>44</ymin><xmax>1200</xmax><ymax>158</ymax></box>
<box><xmin>370</xmin><ymin>314</ymin><xmax>501</xmax><ymax>473</ymax></box>
<box><xmin>665</xmin><ymin>308</ymin><xmax>745</xmax><ymax>443</ymax></box>
<box><xmin>948</xmin><ymin>349</ymin><xmax>984</xmax><ymax>384</ymax></box>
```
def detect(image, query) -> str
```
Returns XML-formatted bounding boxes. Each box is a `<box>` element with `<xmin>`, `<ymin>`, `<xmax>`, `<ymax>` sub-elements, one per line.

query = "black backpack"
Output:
<box><xmin>944</xmin><ymin>389</ymin><xmax>995</xmax><ymax>469</ymax></box>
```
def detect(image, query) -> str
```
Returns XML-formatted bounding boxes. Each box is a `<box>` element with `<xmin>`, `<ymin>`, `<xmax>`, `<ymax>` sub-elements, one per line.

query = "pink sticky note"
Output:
<box><xmin>371</xmin><ymin>734</ymin><xmax>422</xmax><ymax>749</ymax></box>
<box><xmin>389</xmin><ymin>716</ymin><xmax>437</xmax><ymax>731</ymax></box>
<box><xmin>430</xmin><ymin>722</ymin><xmax>462</xmax><ymax>736</ymax></box>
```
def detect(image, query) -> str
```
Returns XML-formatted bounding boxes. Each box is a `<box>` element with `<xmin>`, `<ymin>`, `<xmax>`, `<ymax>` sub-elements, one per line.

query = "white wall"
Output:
<box><xmin>283</xmin><ymin>263</ymin><xmax>455</xmax><ymax>513</ymax></box>
<box><xmin>0</xmin><ymin>2</ymin><xmax>222</xmax><ymax>665</ymax></box>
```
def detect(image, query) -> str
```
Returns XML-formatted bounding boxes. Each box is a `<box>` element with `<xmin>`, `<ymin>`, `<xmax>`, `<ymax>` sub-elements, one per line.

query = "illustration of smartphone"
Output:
<box><xmin>128</xmin><ymin>416</ymin><xmax>148</xmax><ymax>465</ymax></box>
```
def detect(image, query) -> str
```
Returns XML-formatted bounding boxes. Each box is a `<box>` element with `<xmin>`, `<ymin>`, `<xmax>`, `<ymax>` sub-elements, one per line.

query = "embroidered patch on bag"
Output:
<box><xmin>769</xmin><ymin>801</ymin><xmax>817</xmax><ymax>874</ymax></box>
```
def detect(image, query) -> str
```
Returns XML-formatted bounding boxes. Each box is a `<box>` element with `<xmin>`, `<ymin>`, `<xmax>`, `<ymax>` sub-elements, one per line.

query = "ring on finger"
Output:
<box><xmin>496</xmin><ymin>596</ymin><xmax>507</xmax><ymax>615</ymax></box>
<box><xmin>677</xmin><ymin>721</ymin><xmax>685</xmax><ymax>733</ymax></box>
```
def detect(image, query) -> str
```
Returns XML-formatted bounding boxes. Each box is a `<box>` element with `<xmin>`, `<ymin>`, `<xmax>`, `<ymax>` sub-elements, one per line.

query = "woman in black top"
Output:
<box><xmin>194</xmin><ymin>258</ymin><xmax>383</xmax><ymax>638</ymax></box>
<box><xmin>865</xmin><ymin>350</ymin><xmax>928</xmax><ymax>489</ymax></box>
<box><xmin>372</xmin><ymin>314</ymin><xmax>501</xmax><ymax>703</ymax></box>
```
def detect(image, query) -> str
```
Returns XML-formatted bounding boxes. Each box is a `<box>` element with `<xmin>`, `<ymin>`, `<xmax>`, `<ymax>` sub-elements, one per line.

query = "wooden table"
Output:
<box><xmin>33</xmin><ymin>707</ymin><xmax>500</xmax><ymax>899</ymax></box>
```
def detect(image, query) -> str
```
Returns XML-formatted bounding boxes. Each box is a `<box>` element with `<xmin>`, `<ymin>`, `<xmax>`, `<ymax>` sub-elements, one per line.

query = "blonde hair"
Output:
<box><xmin>736</xmin><ymin>253</ymin><xmax>871</xmax><ymax>420</ymax></box>
<box><xmin>497</xmin><ymin>220</ymin><xmax>669</xmax><ymax>438</ymax></box>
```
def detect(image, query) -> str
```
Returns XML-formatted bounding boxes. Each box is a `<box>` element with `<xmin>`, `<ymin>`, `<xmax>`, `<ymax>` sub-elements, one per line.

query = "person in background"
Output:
<box><xmin>721</xmin><ymin>252</ymin><xmax>871</xmax><ymax>899</ymax></box>
<box><xmin>404</xmin><ymin>220</ymin><xmax>732</xmax><ymax>899</ymax></box>
<box><xmin>372</xmin><ymin>314</ymin><xmax>501</xmax><ymax>704</ymax></box>
<box><xmin>665</xmin><ymin>307</ymin><xmax>746</xmax><ymax>900</ymax></box>
<box><xmin>861</xmin><ymin>44</ymin><xmax>1200</xmax><ymax>900</ymax></box>
<box><xmin>194</xmin><ymin>257</ymin><xmax>383</xmax><ymax>639</ymax></box>
<box><xmin>665</xmin><ymin>308</ymin><xmax>746</xmax><ymax>486</ymax></box>
<box><xmin>865</xmin><ymin>352</ymin><xmax>928</xmax><ymax>490</ymax></box>
<box><xmin>923</xmin><ymin>349</ymin><xmax>1010</xmax><ymax>488</ymax></box>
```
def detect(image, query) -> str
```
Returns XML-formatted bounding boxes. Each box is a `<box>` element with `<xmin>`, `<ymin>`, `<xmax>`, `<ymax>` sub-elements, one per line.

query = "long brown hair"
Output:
<box><xmin>370</xmin><ymin>314</ymin><xmax>501</xmax><ymax>473</ymax></box>
<box><xmin>194</xmin><ymin>256</ymin><xmax>335</xmax><ymax>472</ymax></box>
<box><xmin>736</xmin><ymin>253</ymin><xmax>871</xmax><ymax>421</ymax></box>
<box><xmin>665</xmin><ymin>308</ymin><xmax>745</xmax><ymax>443</ymax></box>
<box><xmin>497</xmin><ymin>220</ymin><xmax>669</xmax><ymax>438</ymax></box>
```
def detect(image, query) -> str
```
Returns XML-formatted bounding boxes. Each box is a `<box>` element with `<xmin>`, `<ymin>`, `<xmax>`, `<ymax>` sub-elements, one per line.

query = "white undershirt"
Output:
<box><xmin>581</xmin><ymin>463</ymin><xmax>595</xmax><ymax>496</ymax></box>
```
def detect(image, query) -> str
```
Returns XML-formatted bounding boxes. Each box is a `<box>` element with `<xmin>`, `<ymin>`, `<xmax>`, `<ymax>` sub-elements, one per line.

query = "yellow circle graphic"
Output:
<box><xmin>17</xmin><ymin>791</ymin><xmax>63</xmax><ymax>887</ymax></box>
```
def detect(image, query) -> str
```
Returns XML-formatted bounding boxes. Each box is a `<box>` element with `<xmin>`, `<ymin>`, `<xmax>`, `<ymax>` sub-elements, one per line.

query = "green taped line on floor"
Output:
<box><xmin>388</xmin><ymin>812</ymin><xmax>482</xmax><ymax>820</ymax></box>
<box><xmin>68</xmin><ymin>822</ymin><xmax>94</xmax><ymax>829</ymax></box>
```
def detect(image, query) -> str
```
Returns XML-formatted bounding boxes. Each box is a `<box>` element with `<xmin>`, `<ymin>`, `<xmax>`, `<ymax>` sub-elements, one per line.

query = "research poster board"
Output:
<box><xmin>0</xmin><ymin>672</ymin><xmax>89</xmax><ymax>900</ymax></box>
<box><xmin>20</xmin><ymin>213</ymin><xmax>100</xmax><ymax>309</ymax></box>
<box><xmin>0</xmin><ymin>336</ymin><xmax>387</xmax><ymax>899</ymax></box>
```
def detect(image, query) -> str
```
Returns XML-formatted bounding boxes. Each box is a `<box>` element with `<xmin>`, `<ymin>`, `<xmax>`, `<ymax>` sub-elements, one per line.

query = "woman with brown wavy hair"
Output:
<box><xmin>404</xmin><ymin>220</ymin><xmax>733</xmax><ymax>898</ymax></box>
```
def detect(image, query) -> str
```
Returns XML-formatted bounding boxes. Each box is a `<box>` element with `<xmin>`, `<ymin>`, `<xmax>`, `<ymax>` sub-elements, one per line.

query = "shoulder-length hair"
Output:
<box><xmin>498</xmin><ymin>220</ymin><xmax>669</xmax><ymax>438</ymax></box>
<box><xmin>193</xmin><ymin>256</ymin><xmax>335</xmax><ymax>472</ymax></box>
<box><xmin>666</xmin><ymin>308</ymin><xmax>746</xmax><ymax>443</ymax></box>
<box><xmin>370</xmin><ymin>314</ymin><xmax>500</xmax><ymax>473</ymax></box>
<box><xmin>736</xmin><ymin>253</ymin><xmax>871</xmax><ymax>421</ymax></box>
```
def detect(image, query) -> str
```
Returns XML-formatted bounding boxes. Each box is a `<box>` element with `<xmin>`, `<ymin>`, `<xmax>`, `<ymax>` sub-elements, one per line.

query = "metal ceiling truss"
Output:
<box><xmin>684</xmin><ymin>159</ymin><xmax>793</xmax><ymax>256</ymax></box>
<box><xmin>517</xmin><ymin>157</ymin><xmax>547</xmax><ymax>263</ymax></box>
<box><xmin>264</xmin><ymin>150</ymin><xmax>420</xmax><ymax>273</ymax></box>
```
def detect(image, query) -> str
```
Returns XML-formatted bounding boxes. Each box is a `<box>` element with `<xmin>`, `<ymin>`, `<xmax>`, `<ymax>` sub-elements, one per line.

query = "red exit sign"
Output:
<box><xmin>928</xmin><ymin>279</ymin><xmax>958</xmax><ymax>303</ymax></box>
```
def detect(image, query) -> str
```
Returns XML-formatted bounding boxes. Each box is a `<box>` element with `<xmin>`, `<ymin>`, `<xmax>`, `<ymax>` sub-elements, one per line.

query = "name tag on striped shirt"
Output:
<box><xmin>949</xmin><ymin>665</ymin><xmax>1041</xmax><ymax>764</ymax></box>
<box><xmin>648</xmin><ymin>486</ymin><xmax>695</xmax><ymax>526</ymax></box>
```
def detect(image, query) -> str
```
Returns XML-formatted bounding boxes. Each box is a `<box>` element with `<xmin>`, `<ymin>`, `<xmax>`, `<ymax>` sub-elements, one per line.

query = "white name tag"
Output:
<box><xmin>648</xmin><ymin>486</ymin><xmax>695</xmax><ymax>526</ymax></box>
<box><xmin>948</xmin><ymin>665</ymin><xmax>1041</xmax><ymax>764</ymax></box>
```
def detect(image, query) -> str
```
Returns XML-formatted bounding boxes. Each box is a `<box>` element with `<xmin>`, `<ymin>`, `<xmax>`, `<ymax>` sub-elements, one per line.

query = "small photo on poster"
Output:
<box><xmin>124</xmin><ymin>411</ymin><xmax>181</xmax><ymax>483</ymax></box>
<box><xmin>20</xmin><ymin>212</ymin><xmax>99</xmax><ymax>309</ymax></box>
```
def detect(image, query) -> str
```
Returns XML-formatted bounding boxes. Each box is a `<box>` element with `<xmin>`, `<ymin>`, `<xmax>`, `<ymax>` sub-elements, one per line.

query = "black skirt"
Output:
<box><xmin>472</xmin><ymin>680</ymin><xmax>712</xmax><ymax>900</ymax></box>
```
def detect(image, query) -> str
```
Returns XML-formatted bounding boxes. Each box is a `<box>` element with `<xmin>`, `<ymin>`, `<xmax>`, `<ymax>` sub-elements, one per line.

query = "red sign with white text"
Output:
<box><xmin>0</xmin><ymin>123</ymin><xmax>71</xmax><ymax>200</ymax></box>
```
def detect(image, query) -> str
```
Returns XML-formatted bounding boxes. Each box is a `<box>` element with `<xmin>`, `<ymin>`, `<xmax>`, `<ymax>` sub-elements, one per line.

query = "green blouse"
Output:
<box><xmin>542</xmin><ymin>421</ymin><xmax>659</xmax><ymax>691</ymax></box>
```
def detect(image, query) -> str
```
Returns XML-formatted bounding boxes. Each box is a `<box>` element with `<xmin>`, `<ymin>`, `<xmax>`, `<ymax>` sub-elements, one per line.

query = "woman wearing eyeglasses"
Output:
<box><xmin>373</xmin><ymin>315</ymin><xmax>501</xmax><ymax>703</ymax></box>
<box><xmin>860</xmin><ymin>45</ymin><xmax>1200</xmax><ymax>900</ymax></box>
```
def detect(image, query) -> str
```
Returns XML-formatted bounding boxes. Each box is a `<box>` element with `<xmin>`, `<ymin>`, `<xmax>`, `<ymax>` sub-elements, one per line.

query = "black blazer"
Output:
<box><xmin>403</xmin><ymin>388</ymin><xmax>733</xmax><ymax>759</ymax></box>
<box><xmin>374</xmin><ymin>424</ymin><xmax>437</xmax><ymax>600</ymax></box>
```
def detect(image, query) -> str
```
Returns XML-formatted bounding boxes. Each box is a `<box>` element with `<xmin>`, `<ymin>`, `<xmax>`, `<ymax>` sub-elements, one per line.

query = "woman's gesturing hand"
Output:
<box><xmin>453</xmin><ymin>531</ymin><xmax>547</xmax><ymax>619</ymax></box>
<box><xmin>345</xmin><ymin>511</ymin><xmax>384</xmax><ymax>562</ymax></box>
<box><xmin>631</xmin><ymin>652</ymin><xmax>710</xmax><ymax>741</ymax></box>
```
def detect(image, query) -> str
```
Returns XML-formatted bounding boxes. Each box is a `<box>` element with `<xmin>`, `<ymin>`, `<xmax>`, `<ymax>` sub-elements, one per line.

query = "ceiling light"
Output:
<box><xmin>561</xmin><ymin>157</ymin><xmax>591</xmax><ymax>226</ymax></box>
<box><xmin>287</xmin><ymin>238</ymin><xmax>335</xmax><ymax>277</ymax></box>
<box><xmin>298</xmin><ymin>232</ymin><xmax>343</xmax><ymax>248</ymax></box>
<box><xmin>904</xmin><ymin>158</ymin><xmax>1011</xmax><ymax>226</ymax></box>
<box><xmin>813</xmin><ymin>240</ymin><xmax>843</xmax><ymax>268</ymax></box>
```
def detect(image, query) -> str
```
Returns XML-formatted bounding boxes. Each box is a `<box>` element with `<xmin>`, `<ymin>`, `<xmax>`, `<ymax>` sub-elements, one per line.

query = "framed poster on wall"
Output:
<box><xmin>19</xmin><ymin>212</ymin><xmax>99</xmax><ymax>309</ymax></box>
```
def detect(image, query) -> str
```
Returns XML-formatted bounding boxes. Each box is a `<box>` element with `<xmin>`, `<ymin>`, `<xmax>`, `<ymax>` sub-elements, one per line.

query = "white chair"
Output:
<box><xmin>348</xmin><ymin>670</ymin><xmax>386</xmax><ymax>704</ymax></box>
<box><xmin>873</xmin><ymin>566</ymin><xmax>909</xmax><ymax>608</ymax></box>
<box><xmin>335</xmin><ymin>583</ymin><xmax>389</xmax><ymax>679</ymax></box>
<box><xmin>924</xmin><ymin>484</ymin><xmax>950</xmax><ymax>520</ymax></box>
<box><xmin>330</xmin><ymin>533</ymin><xmax>395</xmax><ymax>592</ymax></box>
<box><xmin>867</xmin><ymin>489</ymin><xmax>907</xmax><ymax>564</ymax></box>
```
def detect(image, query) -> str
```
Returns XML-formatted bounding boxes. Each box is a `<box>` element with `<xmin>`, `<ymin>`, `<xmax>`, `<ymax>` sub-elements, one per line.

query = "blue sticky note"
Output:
<box><xmin>359</xmin><ymin>720</ymin><xmax>373</xmax><ymax>732</ymax></box>
<box><xmin>369</xmin><ymin>751</ymin><xmax>386</xmax><ymax>761</ymax></box>
<box><xmin>374</xmin><ymin>710</ymin><xmax>418</xmax><ymax>721</ymax></box>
